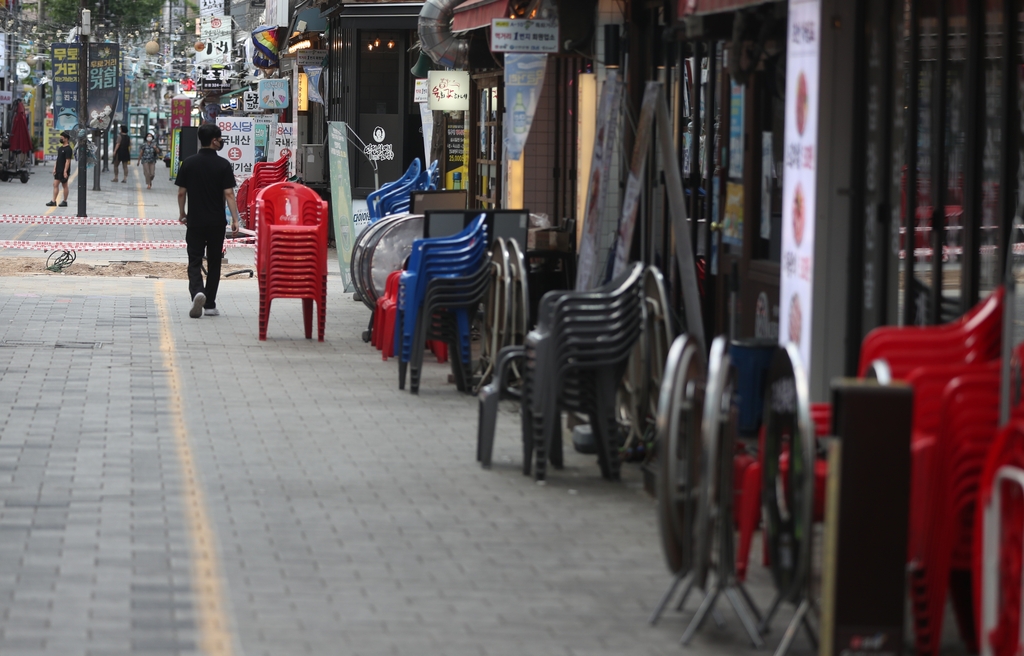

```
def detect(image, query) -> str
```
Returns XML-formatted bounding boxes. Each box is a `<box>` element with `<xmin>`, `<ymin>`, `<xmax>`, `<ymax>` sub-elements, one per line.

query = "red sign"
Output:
<box><xmin>228</xmin><ymin>146</ymin><xmax>242</xmax><ymax>161</ymax></box>
<box><xmin>170</xmin><ymin>98</ymin><xmax>191</xmax><ymax>130</ymax></box>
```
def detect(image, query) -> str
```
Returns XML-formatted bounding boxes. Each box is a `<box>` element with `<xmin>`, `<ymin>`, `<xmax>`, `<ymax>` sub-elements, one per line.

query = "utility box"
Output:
<box><xmin>820</xmin><ymin>379</ymin><xmax>912</xmax><ymax>656</ymax></box>
<box><xmin>298</xmin><ymin>143</ymin><xmax>325</xmax><ymax>184</ymax></box>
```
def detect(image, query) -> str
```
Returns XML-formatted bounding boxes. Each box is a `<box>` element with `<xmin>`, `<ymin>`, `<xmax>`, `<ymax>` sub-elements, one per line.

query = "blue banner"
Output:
<box><xmin>503</xmin><ymin>53</ymin><xmax>547</xmax><ymax>161</ymax></box>
<box><xmin>51</xmin><ymin>43</ymin><xmax>80</xmax><ymax>132</ymax></box>
<box><xmin>305</xmin><ymin>66</ymin><xmax>324</xmax><ymax>105</ymax></box>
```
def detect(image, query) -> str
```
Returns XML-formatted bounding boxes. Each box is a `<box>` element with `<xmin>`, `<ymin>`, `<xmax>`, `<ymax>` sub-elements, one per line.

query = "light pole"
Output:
<box><xmin>77</xmin><ymin>7</ymin><xmax>90</xmax><ymax>217</ymax></box>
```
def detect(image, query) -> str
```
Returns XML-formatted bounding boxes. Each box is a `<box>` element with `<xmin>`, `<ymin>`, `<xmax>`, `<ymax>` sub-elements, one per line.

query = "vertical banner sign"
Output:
<box><xmin>170</xmin><ymin>129</ymin><xmax>182</xmax><ymax>178</ymax></box>
<box><xmin>0</xmin><ymin>33</ymin><xmax>6</xmax><ymax>78</ymax></box>
<box><xmin>419</xmin><ymin>103</ymin><xmax>433</xmax><ymax>165</ymax></box>
<box><xmin>87</xmin><ymin>43</ymin><xmax>119</xmax><ymax>130</ymax></box>
<box><xmin>722</xmin><ymin>82</ymin><xmax>745</xmax><ymax>246</ymax></box>
<box><xmin>215</xmin><ymin>117</ymin><xmax>255</xmax><ymax>182</ymax></box>
<box><xmin>44</xmin><ymin>117</ymin><xmax>60</xmax><ymax>161</ymax></box>
<box><xmin>575</xmin><ymin>69</ymin><xmax>623</xmax><ymax>290</ymax></box>
<box><xmin>610</xmin><ymin>82</ymin><xmax>658</xmax><ymax>280</ymax></box>
<box><xmin>171</xmin><ymin>97</ymin><xmax>192</xmax><ymax>130</ymax></box>
<box><xmin>51</xmin><ymin>44</ymin><xmax>80</xmax><ymax>132</ymax></box>
<box><xmin>328</xmin><ymin>122</ymin><xmax>356</xmax><ymax>292</ymax></box>
<box><xmin>503</xmin><ymin>53</ymin><xmax>546</xmax><ymax>161</ymax></box>
<box><xmin>271</xmin><ymin>122</ymin><xmax>296</xmax><ymax>176</ymax></box>
<box><xmin>779</xmin><ymin>0</ymin><xmax>820</xmax><ymax>371</ymax></box>
<box><xmin>305</xmin><ymin>66</ymin><xmax>324</xmax><ymax>105</ymax></box>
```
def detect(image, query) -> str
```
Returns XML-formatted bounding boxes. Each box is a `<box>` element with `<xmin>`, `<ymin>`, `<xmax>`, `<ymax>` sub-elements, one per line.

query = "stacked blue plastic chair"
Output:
<box><xmin>394</xmin><ymin>214</ymin><xmax>488</xmax><ymax>394</ymax></box>
<box><xmin>367</xmin><ymin>159</ymin><xmax>421</xmax><ymax>223</ymax></box>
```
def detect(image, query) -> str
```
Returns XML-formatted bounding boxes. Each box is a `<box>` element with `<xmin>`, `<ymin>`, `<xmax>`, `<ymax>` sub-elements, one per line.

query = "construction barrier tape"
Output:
<box><xmin>0</xmin><ymin>215</ymin><xmax>184</xmax><ymax>226</ymax></box>
<box><xmin>0</xmin><ymin>237</ymin><xmax>256</xmax><ymax>252</ymax></box>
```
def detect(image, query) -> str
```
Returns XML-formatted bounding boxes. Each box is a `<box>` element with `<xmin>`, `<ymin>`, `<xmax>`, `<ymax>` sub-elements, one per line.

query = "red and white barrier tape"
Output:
<box><xmin>0</xmin><ymin>236</ymin><xmax>255</xmax><ymax>252</ymax></box>
<box><xmin>0</xmin><ymin>215</ymin><xmax>183</xmax><ymax>226</ymax></box>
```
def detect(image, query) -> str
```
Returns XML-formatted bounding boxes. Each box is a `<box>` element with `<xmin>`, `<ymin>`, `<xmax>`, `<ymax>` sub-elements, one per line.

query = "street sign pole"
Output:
<box><xmin>77</xmin><ymin>8</ymin><xmax>90</xmax><ymax>217</ymax></box>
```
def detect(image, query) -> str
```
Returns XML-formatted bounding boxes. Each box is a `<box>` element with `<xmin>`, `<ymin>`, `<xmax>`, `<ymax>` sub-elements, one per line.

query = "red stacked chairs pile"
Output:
<box><xmin>372</xmin><ymin>271</ymin><xmax>449</xmax><ymax>363</ymax></box>
<box><xmin>241</xmin><ymin>155</ymin><xmax>289</xmax><ymax>231</ymax></box>
<box><xmin>254</xmin><ymin>182</ymin><xmax>328</xmax><ymax>341</ymax></box>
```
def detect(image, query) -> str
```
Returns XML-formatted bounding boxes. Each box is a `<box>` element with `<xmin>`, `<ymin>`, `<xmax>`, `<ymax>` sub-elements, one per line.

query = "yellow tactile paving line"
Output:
<box><xmin>154</xmin><ymin>280</ymin><xmax>235</xmax><ymax>656</ymax></box>
<box><xmin>134</xmin><ymin>168</ymin><xmax>151</xmax><ymax>261</ymax></box>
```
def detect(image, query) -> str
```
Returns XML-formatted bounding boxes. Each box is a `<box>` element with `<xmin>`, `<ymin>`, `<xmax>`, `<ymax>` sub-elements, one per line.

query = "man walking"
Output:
<box><xmin>175</xmin><ymin>123</ymin><xmax>240</xmax><ymax>318</ymax></box>
<box><xmin>46</xmin><ymin>131</ymin><xmax>73</xmax><ymax>208</ymax></box>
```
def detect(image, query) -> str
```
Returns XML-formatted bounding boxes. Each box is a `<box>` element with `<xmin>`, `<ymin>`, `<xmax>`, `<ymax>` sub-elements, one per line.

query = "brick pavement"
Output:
<box><xmin>0</xmin><ymin>159</ymin><xmax>825</xmax><ymax>655</ymax></box>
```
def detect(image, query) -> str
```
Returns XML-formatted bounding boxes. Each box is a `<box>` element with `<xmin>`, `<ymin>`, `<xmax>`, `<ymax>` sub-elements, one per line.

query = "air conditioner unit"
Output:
<box><xmin>298</xmin><ymin>143</ymin><xmax>325</xmax><ymax>184</ymax></box>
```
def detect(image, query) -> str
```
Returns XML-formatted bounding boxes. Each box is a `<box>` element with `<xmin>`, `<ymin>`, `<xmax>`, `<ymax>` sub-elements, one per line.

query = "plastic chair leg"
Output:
<box><xmin>736</xmin><ymin>461</ymin><xmax>762</xmax><ymax>582</ymax></box>
<box><xmin>317</xmin><ymin>296</ymin><xmax>325</xmax><ymax>342</ymax></box>
<box><xmin>303</xmin><ymin>298</ymin><xmax>313</xmax><ymax>339</ymax></box>
<box><xmin>259</xmin><ymin>297</ymin><xmax>271</xmax><ymax>341</ymax></box>
<box><xmin>477</xmin><ymin>387</ymin><xmax>501</xmax><ymax>467</ymax></box>
<box><xmin>398</xmin><ymin>360</ymin><xmax>407</xmax><ymax>390</ymax></box>
<box><xmin>590</xmin><ymin>370</ymin><xmax>622</xmax><ymax>481</ymax></box>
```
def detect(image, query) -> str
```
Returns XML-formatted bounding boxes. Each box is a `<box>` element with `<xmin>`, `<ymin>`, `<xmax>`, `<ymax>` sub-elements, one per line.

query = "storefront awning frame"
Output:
<box><xmin>450</xmin><ymin>0</ymin><xmax>511</xmax><ymax>33</ymax></box>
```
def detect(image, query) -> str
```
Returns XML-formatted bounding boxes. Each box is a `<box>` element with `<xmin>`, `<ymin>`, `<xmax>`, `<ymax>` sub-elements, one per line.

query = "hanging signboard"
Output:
<box><xmin>0</xmin><ymin>90</ymin><xmax>11</xmax><ymax>104</ymax></box>
<box><xmin>197</xmin><ymin>15</ymin><xmax>232</xmax><ymax>66</ymax></box>
<box><xmin>503</xmin><ymin>53</ymin><xmax>546</xmax><ymax>161</ymax></box>
<box><xmin>51</xmin><ymin>44</ymin><xmax>80</xmax><ymax>132</ymax></box>
<box><xmin>215</xmin><ymin>116</ymin><xmax>256</xmax><ymax>182</ymax></box>
<box><xmin>778</xmin><ymin>0</ymin><xmax>821</xmax><ymax>372</ymax></box>
<box><xmin>243</xmin><ymin>90</ymin><xmax>260</xmax><ymax>113</ymax></box>
<box><xmin>198</xmin><ymin>66</ymin><xmax>231</xmax><ymax>93</ymax></box>
<box><xmin>490</xmin><ymin>19</ymin><xmax>559</xmax><ymax>54</ymax></box>
<box><xmin>328</xmin><ymin>121</ymin><xmax>356</xmax><ymax>292</ymax></box>
<box><xmin>171</xmin><ymin>96</ymin><xmax>191</xmax><ymax>129</ymax></box>
<box><xmin>258</xmin><ymin>78</ymin><xmax>289</xmax><ymax>109</ymax></box>
<box><xmin>296</xmin><ymin>49</ymin><xmax>326</xmax><ymax>69</ymax></box>
<box><xmin>199</xmin><ymin>0</ymin><xmax>222</xmax><ymax>17</ymax></box>
<box><xmin>87</xmin><ymin>43</ymin><xmax>119</xmax><ymax>130</ymax></box>
<box><xmin>264</xmin><ymin>0</ymin><xmax>289</xmax><ymax>28</ymax></box>
<box><xmin>427</xmin><ymin>70</ymin><xmax>470</xmax><ymax>111</ymax></box>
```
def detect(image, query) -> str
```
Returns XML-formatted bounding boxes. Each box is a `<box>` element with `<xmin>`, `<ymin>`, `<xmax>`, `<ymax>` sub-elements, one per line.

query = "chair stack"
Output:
<box><xmin>240</xmin><ymin>155</ymin><xmax>290</xmax><ymax>229</ymax></box>
<box><xmin>254</xmin><ymin>182</ymin><xmax>329</xmax><ymax>341</ymax></box>
<box><xmin>394</xmin><ymin>214</ymin><xmax>489</xmax><ymax>394</ymax></box>
<box><xmin>366</xmin><ymin>159</ymin><xmax>439</xmax><ymax>223</ymax></box>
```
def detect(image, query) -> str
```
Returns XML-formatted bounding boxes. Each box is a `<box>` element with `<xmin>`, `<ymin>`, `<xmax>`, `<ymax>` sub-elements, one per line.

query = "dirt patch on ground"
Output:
<box><xmin>0</xmin><ymin>257</ymin><xmax>255</xmax><ymax>279</ymax></box>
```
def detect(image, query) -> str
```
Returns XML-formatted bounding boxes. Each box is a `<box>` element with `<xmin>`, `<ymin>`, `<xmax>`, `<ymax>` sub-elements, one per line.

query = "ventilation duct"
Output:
<box><xmin>418</xmin><ymin>0</ymin><xmax>469</xmax><ymax>69</ymax></box>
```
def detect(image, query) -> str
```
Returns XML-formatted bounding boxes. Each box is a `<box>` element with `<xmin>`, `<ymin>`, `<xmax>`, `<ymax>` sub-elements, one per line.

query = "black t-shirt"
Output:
<box><xmin>55</xmin><ymin>145</ymin><xmax>72</xmax><ymax>177</ymax></box>
<box><xmin>175</xmin><ymin>149</ymin><xmax>236</xmax><ymax>227</ymax></box>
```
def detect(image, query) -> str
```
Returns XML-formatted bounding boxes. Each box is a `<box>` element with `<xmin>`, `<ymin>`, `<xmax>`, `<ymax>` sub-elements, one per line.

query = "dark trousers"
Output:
<box><xmin>186</xmin><ymin>222</ymin><xmax>226</xmax><ymax>308</ymax></box>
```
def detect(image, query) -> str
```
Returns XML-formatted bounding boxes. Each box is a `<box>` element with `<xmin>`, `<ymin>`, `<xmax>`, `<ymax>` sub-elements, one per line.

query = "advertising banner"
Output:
<box><xmin>171</xmin><ymin>97</ymin><xmax>191</xmax><ymax>130</ymax></box>
<box><xmin>44</xmin><ymin>117</ymin><xmax>60</xmax><ymax>161</ymax></box>
<box><xmin>87</xmin><ymin>43</ymin><xmax>119</xmax><ymax>130</ymax></box>
<box><xmin>305</xmin><ymin>66</ymin><xmax>323</xmax><ymax>105</ymax></box>
<box><xmin>252</xmin><ymin>115</ymin><xmax>277</xmax><ymax>163</ymax></box>
<box><xmin>490</xmin><ymin>19</ymin><xmax>559</xmax><ymax>54</ymax></box>
<box><xmin>170</xmin><ymin>129</ymin><xmax>182</xmax><ymax>178</ymax></box>
<box><xmin>197</xmin><ymin>16</ymin><xmax>232</xmax><ymax>66</ymax></box>
<box><xmin>414</xmin><ymin>78</ymin><xmax>428</xmax><ymax>104</ymax></box>
<box><xmin>215</xmin><ymin>117</ymin><xmax>256</xmax><ymax>182</ymax></box>
<box><xmin>778</xmin><ymin>0</ymin><xmax>821</xmax><ymax>370</ymax></box>
<box><xmin>51</xmin><ymin>44</ymin><xmax>80</xmax><ymax>132</ymax></box>
<box><xmin>258</xmin><ymin>78</ymin><xmax>288</xmax><ymax>109</ymax></box>
<box><xmin>328</xmin><ymin>121</ymin><xmax>356</xmax><ymax>292</ymax></box>
<box><xmin>503</xmin><ymin>53</ymin><xmax>546</xmax><ymax>161</ymax></box>
<box><xmin>271</xmin><ymin>122</ymin><xmax>296</xmax><ymax>176</ymax></box>
<box><xmin>575</xmin><ymin>69</ymin><xmax>623</xmax><ymax>290</ymax></box>
<box><xmin>427</xmin><ymin>70</ymin><xmax>470</xmax><ymax>111</ymax></box>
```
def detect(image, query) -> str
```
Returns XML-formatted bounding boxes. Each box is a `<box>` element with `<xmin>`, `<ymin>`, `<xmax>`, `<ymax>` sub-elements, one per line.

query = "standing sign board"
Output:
<box><xmin>215</xmin><ymin>117</ymin><xmax>256</xmax><ymax>183</ymax></box>
<box><xmin>490</xmin><ymin>19</ymin><xmax>559</xmax><ymax>53</ymax></box>
<box><xmin>51</xmin><ymin>44</ymin><xmax>80</xmax><ymax>132</ymax></box>
<box><xmin>328</xmin><ymin>122</ymin><xmax>356</xmax><ymax>292</ymax></box>
<box><xmin>778</xmin><ymin>0</ymin><xmax>820</xmax><ymax>380</ymax></box>
<box><xmin>271</xmin><ymin>122</ymin><xmax>297</xmax><ymax>176</ymax></box>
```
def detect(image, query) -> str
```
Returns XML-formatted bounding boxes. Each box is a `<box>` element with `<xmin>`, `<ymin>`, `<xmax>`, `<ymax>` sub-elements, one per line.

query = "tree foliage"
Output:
<box><xmin>43</xmin><ymin>0</ymin><xmax>167</xmax><ymax>31</ymax></box>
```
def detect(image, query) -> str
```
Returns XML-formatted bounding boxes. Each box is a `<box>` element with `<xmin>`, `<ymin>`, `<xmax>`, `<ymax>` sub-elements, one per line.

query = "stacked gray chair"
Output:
<box><xmin>477</xmin><ymin>263</ymin><xmax>646</xmax><ymax>480</ymax></box>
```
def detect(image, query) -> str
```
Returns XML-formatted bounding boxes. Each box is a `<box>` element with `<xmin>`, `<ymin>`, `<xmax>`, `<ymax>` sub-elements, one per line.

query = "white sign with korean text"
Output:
<box><xmin>427</xmin><ymin>70</ymin><xmax>470</xmax><ymax>111</ymax></box>
<box><xmin>199</xmin><ymin>0</ymin><xmax>222</xmax><ymax>17</ymax></box>
<box><xmin>414</xmin><ymin>78</ymin><xmax>428</xmax><ymax>104</ymax></box>
<box><xmin>197</xmin><ymin>15</ymin><xmax>232</xmax><ymax>66</ymax></box>
<box><xmin>778</xmin><ymin>0</ymin><xmax>820</xmax><ymax>371</ymax></box>
<box><xmin>243</xmin><ymin>90</ymin><xmax>259</xmax><ymax>113</ymax></box>
<box><xmin>259</xmin><ymin>78</ymin><xmax>289</xmax><ymax>109</ymax></box>
<box><xmin>215</xmin><ymin>117</ymin><xmax>256</xmax><ymax>183</ymax></box>
<box><xmin>271</xmin><ymin>122</ymin><xmax>297</xmax><ymax>177</ymax></box>
<box><xmin>490</xmin><ymin>19</ymin><xmax>559</xmax><ymax>54</ymax></box>
<box><xmin>296</xmin><ymin>49</ymin><xmax>326</xmax><ymax>69</ymax></box>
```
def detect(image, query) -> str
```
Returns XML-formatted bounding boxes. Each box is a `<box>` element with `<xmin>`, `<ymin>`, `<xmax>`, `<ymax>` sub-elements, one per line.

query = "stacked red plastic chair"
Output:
<box><xmin>254</xmin><ymin>182</ymin><xmax>328</xmax><ymax>341</ymax></box>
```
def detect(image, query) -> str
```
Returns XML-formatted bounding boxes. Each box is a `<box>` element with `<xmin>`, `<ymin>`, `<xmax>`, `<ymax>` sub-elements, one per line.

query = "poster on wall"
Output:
<box><xmin>575</xmin><ymin>68</ymin><xmax>623</xmax><ymax>290</ymax></box>
<box><xmin>778</xmin><ymin>0</ymin><xmax>821</xmax><ymax>371</ymax></box>
<box><xmin>271</xmin><ymin>122</ymin><xmax>296</xmax><ymax>176</ymax></box>
<box><xmin>503</xmin><ymin>53</ymin><xmax>546</xmax><ymax>161</ymax></box>
<box><xmin>328</xmin><ymin>121</ymin><xmax>356</xmax><ymax>292</ymax></box>
<box><xmin>215</xmin><ymin>117</ymin><xmax>256</xmax><ymax>182</ymax></box>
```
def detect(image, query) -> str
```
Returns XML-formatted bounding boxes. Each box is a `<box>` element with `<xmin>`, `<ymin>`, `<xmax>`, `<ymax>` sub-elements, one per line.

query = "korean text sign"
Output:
<box><xmin>88</xmin><ymin>43</ymin><xmax>119</xmax><ymax>130</ymax></box>
<box><xmin>427</xmin><ymin>70</ymin><xmax>470</xmax><ymax>111</ymax></box>
<box><xmin>51</xmin><ymin>44</ymin><xmax>80</xmax><ymax>131</ymax></box>
<box><xmin>271</xmin><ymin>122</ymin><xmax>297</xmax><ymax>177</ymax></box>
<box><xmin>215</xmin><ymin>117</ymin><xmax>256</xmax><ymax>182</ymax></box>
<box><xmin>490</xmin><ymin>19</ymin><xmax>559</xmax><ymax>54</ymax></box>
<box><xmin>778</xmin><ymin>0</ymin><xmax>820</xmax><ymax>371</ymax></box>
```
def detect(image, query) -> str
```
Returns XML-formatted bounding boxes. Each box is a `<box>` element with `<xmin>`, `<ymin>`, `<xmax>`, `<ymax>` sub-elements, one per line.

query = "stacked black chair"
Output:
<box><xmin>477</xmin><ymin>263</ymin><xmax>646</xmax><ymax>480</ymax></box>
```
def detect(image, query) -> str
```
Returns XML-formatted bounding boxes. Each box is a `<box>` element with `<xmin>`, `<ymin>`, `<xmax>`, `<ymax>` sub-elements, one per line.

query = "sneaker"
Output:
<box><xmin>189</xmin><ymin>292</ymin><xmax>206</xmax><ymax>318</ymax></box>
<box><xmin>58</xmin><ymin>201</ymin><xmax>67</xmax><ymax>207</ymax></box>
<box><xmin>45</xmin><ymin>201</ymin><xmax>56</xmax><ymax>207</ymax></box>
<box><xmin>203</xmin><ymin>308</ymin><xmax>220</xmax><ymax>317</ymax></box>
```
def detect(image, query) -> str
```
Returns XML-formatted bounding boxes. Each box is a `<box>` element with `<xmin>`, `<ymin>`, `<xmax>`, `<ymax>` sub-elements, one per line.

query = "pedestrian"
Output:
<box><xmin>111</xmin><ymin>124</ymin><xmax>130</xmax><ymax>183</ymax></box>
<box><xmin>175</xmin><ymin>123</ymin><xmax>240</xmax><ymax>319</ymax></box>
<box><xmin>46</xmin><ymin>131</ymin><xmax>73</xmax><ymax>208</ymax></box>
<box><xmin>137</xmin><ymin>133</ymin><xmax>160</xmax><ymax>189</ymax></box>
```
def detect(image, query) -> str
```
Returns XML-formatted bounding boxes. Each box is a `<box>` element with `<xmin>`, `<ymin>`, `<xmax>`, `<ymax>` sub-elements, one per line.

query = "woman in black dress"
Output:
<box><xmin>111</xmin><ymin>124</ymin><xmax>131</xmax><ymax>183</ymax></box>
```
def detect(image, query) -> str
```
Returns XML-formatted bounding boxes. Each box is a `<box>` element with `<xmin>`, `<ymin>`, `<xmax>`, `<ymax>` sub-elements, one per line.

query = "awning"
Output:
<box><xmin>334</xmin><ymin>2</ymin><xmax>424</xmax><ymax>29</ymax></box>
<box><xmin>679</xmin><ymin>0</ymin><xmax>776</xmax><ymax>16</ymax></box>
<box><xmin>217</xmin><ymin>86</ymin><xmax>252</xmax><ymax>100</ymax></box>
<box><xmin>451</xmin><ymin>0</ymin><xmax>510</xmax><ymax>34</ymax></box>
